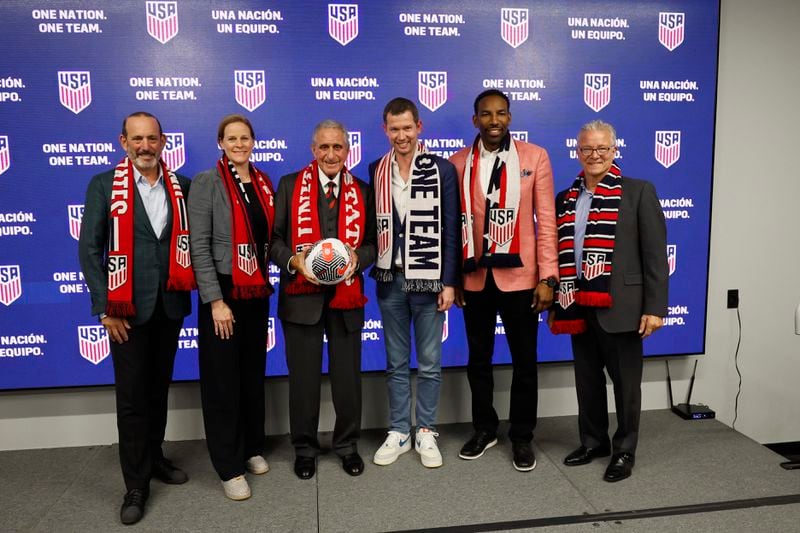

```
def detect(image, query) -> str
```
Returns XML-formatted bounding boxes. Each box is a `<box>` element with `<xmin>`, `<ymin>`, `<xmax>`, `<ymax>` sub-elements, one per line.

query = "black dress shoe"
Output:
<box><xmin>563</xmin><ymin>445</ymin><xmax>611</xmax><ymax>466</ymax></box>
<box><xmin>458</xmin><ymin>431</ymin><xmax>498</xmax><ymax>460</ymax></box>
<box><xmin>511</xmin><ymin>442</ymin><xmax>537</xmax><ymax>472</ymax></box>
<box><xmin>120</xmin><ymin>488</ymin><xmax>148</xmax><ymax>525</ymax></box>
<box><xmin>294</xmin><ymin>456</ymin><xmax>316</xmax><ymax>480</ymax></box>
<box><xmin>603</xmin><ymin>452</ymin><xmax>635</xmax><ymax>482</ymax></box>
<box><xmin>152</xmin><ymin>457</ymin><xmax>188</xmax><ymax>484</ymax></box>
<box><xmin>341</xmin><ymin>453</ymin><xmax>364</xmax><ymax>476</ymax></box>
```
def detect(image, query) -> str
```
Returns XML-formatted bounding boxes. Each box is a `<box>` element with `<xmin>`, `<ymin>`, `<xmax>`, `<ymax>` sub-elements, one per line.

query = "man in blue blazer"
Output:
<box><xmin>79</xmin><ymin>112</ymin><xmax>193</xmax><ymax>525</ymax></box>
<box><xmin>369</xmin><ymin>98</ymin><xmax>461</xmax><ymax>469</ymax></box>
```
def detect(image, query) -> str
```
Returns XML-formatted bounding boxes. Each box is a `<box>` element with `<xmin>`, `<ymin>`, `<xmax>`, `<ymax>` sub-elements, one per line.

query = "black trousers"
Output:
<box><xmin>282</xmin><ymin>306</ymin><xmax>361</xmax><ymax>458</ymax></box>
<box><xmin>570</xmin><ymin>310</ymin><xmax>643</xmax><ymax>454</ymax></box>
<box><xmin>110</xmin><ymin>300</ymin><xmax>183</xmax><ymax>491</ymax></box>
<box><xmin>198</xmin><ymin>275</ymin><xmax>269</xmax><ymax>481</ymax></box>
<box><xmin>463</xmin><ymin>271</ymin><xmax>539</xmax><ymax>443</ymax></box>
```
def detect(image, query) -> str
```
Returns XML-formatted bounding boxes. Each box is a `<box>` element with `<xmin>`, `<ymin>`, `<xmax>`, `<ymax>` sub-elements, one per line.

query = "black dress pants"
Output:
<box><xmin>463</xmin><ymin>271</ymin><xmax>539</xmax><ymax>443</ymax></box>
<box><xmin>110</xmin><ymin>300</ymin><xmax>183</xmax><ymax>491</ymax></box>
<box><xmin>198</xmin><ymin>275</ymin><xmax>269</xmax><ymax>481</ymax></box>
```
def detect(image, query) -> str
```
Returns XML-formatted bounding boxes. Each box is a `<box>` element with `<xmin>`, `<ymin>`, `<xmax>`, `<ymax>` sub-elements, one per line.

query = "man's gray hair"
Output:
<box><xmin>578</xmin><ymin>119</ymin><xmax>617</xmax><ymax>146</ymax></box>
<box><xmin>311</xmin><ymin>119</ymin><xmax>349</xmax><ymax>147</ymax></box>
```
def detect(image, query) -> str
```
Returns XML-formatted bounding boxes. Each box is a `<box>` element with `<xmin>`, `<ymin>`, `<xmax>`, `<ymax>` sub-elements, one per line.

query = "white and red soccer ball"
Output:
<box><xmin>304</xmin><ymin>238</ymin><xmax>352</xmax><ymax>285</ymax></box>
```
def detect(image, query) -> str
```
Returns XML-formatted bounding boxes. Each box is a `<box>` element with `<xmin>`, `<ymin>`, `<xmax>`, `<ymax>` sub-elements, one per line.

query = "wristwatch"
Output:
<box><xmin>539</xmin><ymin>277</ymin><xmax>558</xmax><ymax>290</ymax></box>
<box><xmin>98</xmin><ymin>313</ymin><xmax>108</xmax><ymax>322</ymax></box>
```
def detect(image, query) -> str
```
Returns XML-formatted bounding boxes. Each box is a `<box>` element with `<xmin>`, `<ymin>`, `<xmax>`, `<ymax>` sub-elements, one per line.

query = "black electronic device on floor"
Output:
<box><xmin>666</xmin><ymin>360</ymin><xmax>716</xmax><ymax>420</ymax></box>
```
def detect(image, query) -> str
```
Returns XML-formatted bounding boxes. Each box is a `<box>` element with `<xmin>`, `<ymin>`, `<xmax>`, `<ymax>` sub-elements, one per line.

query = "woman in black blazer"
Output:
<box><xmin>188</xmin><ymin>114</ymin><xmax>275</xmax><ymax>501</ymax></box>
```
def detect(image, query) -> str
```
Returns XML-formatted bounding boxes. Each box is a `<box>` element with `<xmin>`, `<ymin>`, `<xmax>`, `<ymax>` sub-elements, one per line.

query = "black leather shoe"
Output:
<box><xmin>152</xmin><ymin>457</ymin><xmax>188</xmax><ymax>485</ymax></box>
<box><xmin>120</xmin><ymin>488</ymin><xmax>148</xmax><ymax>525</ymax></box>
<box><xmin>511</xmin><ymin>442</ymin><xmax>536</xmax><ymax>472</ymax></box>
<box><xmin>603</xmin><ymin>452</ymin><xmax>635</xmax><ymax>482</ymax></box>
<box><xmin>294</xmin><ymin>456</ymin><xmax>316</xmax><ymax>480</ymax></box>
<box><xmin>458</xmin><ymin>431</ymin><xmax>498</xmax><ymax>460</ymax></box>
<box><xmin>563</xmin><ymin>445</ymin><xmax>611</xmax><ymax>466</ymax></box>
<box><xmin>341</xmin><ymin>453</ymin><xmax>364</xmax><ymax>476</ymax></box>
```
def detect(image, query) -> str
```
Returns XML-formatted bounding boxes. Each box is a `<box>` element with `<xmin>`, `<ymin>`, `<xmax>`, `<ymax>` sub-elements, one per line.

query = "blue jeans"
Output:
<box><xmin>377</xmin><ymin>273</ymin><xmax>444</xmax><ymax>434</ymax></box>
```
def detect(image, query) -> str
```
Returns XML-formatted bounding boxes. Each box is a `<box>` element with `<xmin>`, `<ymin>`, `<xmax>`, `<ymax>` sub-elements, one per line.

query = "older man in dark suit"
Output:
<box><xmin>549</xmin><ymin>119</ymin><xmax>668</xmax><ymax>482</ymax></box>
<box><xmin>270</xmin><ymin>119</ymin><xmax>376</xmax><ymax>480</ymax></box>
<box><xmin>79</xmin><ymin>112</ymin><xmax>193</xmax><ymax>525</ymax></box>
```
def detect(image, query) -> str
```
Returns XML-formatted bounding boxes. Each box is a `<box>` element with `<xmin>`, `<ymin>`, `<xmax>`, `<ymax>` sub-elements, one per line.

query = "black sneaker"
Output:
<box><xmin>512</xmin><ymin>441</ymin><xmax>536</xmax><ymax>472</ymax></box>
<box><xmin>120</xmin><ymin>488</ymin><xmax>148</xmax><ymax>525</ymax></box>
<box><xmin>458</xmin><ymin>431</ymin><xmax>498</xmax><ymax>460</ymax></box>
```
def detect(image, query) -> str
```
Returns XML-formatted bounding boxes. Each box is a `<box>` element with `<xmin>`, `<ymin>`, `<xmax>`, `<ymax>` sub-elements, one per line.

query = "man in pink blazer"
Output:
<box><xmin>450</xmin><ymin>89</ymin><xmax>558</xmax><ymax>472</ymax></box>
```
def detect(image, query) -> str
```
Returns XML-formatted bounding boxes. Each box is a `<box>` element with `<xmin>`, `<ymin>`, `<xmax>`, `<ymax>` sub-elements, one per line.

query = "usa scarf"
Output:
<box><xmin>217</xmin><ymin>156</ymin><xmax>275</xmax><ymax>299</ymax></box>
<box><xmin>550</xmin><ymin>163</ymin><xmax>622</xmax><ymax>335</ymax></box>
<box><xmin>106</xmin><ymin>157</ymin><xmax>195</xmax><ymax>317</ymax></box>
<box><xmin>286</xmin><ymin>160</ymin><xmax>367</xmax><ymax>309</ymax></box>
<box><xmin>372</xmin><ymin>143</ymin><xmax>443</xmax><ymax>293</ymax></box>
<box><xmin>460</xmin><ymin>134</ymin><xmax>522</xmax><ymax>272</ymax></box>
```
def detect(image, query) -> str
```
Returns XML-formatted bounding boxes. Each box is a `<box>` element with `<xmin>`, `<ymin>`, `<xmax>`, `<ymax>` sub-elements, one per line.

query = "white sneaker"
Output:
<box><xmin>415</xmin><ymin>428</ymin><xmax>443</xmax><ymax>468</ymax></box>
<box><xmin>245</xmin><ymin>455</ymin><xmax>269</xmax><ymax>475</ymax></box>
<box><xmin>222</xmin><ymin>475</ymin><xmax>251</xmax><ymax>501</ymax></box>
<box><xmin>373</xmin><ymin>431</ymin><xmax>412</xmax><ymax>465</ymax></box>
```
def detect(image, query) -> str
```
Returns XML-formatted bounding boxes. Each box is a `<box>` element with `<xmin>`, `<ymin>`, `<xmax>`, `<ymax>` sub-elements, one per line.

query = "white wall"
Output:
<box><xmin>2</xmin><ymin>0</ymin><xmax>799</xmax><ymax>451</ymax></box>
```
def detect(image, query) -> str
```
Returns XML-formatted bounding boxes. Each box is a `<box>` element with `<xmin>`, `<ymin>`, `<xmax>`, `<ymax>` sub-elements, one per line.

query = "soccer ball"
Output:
<box><xmin>304</xmin><ymin>238</ymin><xmax>352</xmax><ymax>285</ymax></box>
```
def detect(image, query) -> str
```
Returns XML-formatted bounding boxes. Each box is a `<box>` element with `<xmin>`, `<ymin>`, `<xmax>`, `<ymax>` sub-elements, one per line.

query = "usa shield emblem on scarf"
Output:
<box><xmin>107</xmin><ymin>256</ymin><xmax>128</xmax><ymax>291</ymax></box>
<box><xmin>377</xmin><ymin>216</ymin><xmax>391</xmax><ymax>258</ymax></box>
<box><xmin>162</xmin><ymin>133</ymin><xmax>185</xmax><ymax>171</ymax></box>
<box><xmin>237</xmin><ymin>244</ymin><xmax>258</xmax><ymax>276</ymax></box>
<box><xmin>58</xmin><ymin>71</ymin><xmax>92</xmax><ymax>114</ymax></box>
<box><xmin>583</xmin><ymin>252</ymin><xmax>606</xmax><ymax>280</ymax></box>
<box><xmin>0</xmin><ymin>265</ymin><xmax>22</xmax><ymax>306</ymax></box>
<box><xmin>667</xmin><ymin>244</ymin><xmax>677</xmax><ymax>276</ymax></box>
<box><xmin>584</xmin><ymin>73</ymin><xmax>611</xmax><ymax>112</ymax></box>
<box><xmin>68</xmin><ymin>204</ymin><xmax>84</xmax><ymax>241</ymax></box>
<box><xmin>175</xmin><ymin>234</ymin><xmax>191</xmax><ymax>269</ymax></box>
<box><xmin>0</xmin><ymin>135</ymin><xmax>9</xmax><ymax>175</ymax></box>
<box><xmin>418</xmin><ymin>71</ymin><xmax>447</xmax><ymax>112</ymax></box>
<box><xmin>267</xmin><ymin>317</ymin><xmax>276</xmax><ymax>352</ymax></box>
<box><xmin>558</xmin><ymin>280</ymin><xmax>576</xmax><ymax>309</ymax></box>
<box><xmin>659</xmin><ymin>12</ymin><xmax>685</xmax><ymax>51</ymax></box>
<box><xmin>328</xmin><ymin>4</ymin><xmax>358</xmax><ymax>46</ymax></box>
<box><xmin>78</xmin><ymin>325</ymin><xmax>110</xmax><ymax>365</ymax></box>
<box><xmin>346</xmin><ymin>131</ymin><xmax>361</xmax><ymax>169</ymax></box>
<box><xmin>488</xmin><ymin>208</ymin><xmax>515</xmax><ymax>246</ymax></box>
<box><xmin>234</xmin><ymin>70</ymin><xmax>266</xmax><ymax>112</ymax></box>
<box><xmin>146</xmin><ymin>1</ymin><xmax>179</xmax><ymax>44</ymax></box>
<box><xmin>461</xmin><ymin>213</ymin><xmax>470</xmax><ymax>250</ymax></box>
<box><xmin>441</xmin><ymin>310</ymin><xmax>449</xmax><ymax>342</ymax></box>
<box><xmin>655</xmin><ymin>131</ymin><xmax>681</xmax><ymax>168</ymax></box>
<box><xmin>501</xmin><ymin>8</ymin><xmax>529</xmax><ymax>49</ymax></box>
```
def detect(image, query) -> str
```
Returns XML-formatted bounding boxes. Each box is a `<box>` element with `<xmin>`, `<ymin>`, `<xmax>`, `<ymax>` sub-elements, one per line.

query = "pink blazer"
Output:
<box><xmin>450</xmin><ymin>139</ymin><xmax>558</xmax><ymax>292</ymax></box>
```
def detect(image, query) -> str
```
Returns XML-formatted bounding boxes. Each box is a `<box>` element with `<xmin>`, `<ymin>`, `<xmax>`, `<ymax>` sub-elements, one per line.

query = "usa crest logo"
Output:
<box><xmin>267</xmin><ymin>317</ymin><xmax>276</xmax><ymax>352</ymax></box>
<box><xmin>78</xmin><ymin>325</ymin><xmax>110</xmax><ymax>365</ymax></box>
<box><xmin>58</xmin><ymin>71</ymin><xmax>92</xmax><ymax>114</ymax></box>
<box><xmin>0</xmin><ymin>135</ymin><xmax>9</xmax><ymax>175</ymax></box>
<box><xmin>175</xmin><ymin>234</ymin><xmax>191</xmax><ymax>269</ymax></box>
<box><xmin>584</xmin><ymin>73</ymin><xmax>611</xmax><ymax>112</ymax></box>
<box><xmin>0</xmin><ymin>265</ymin><xmax>22</xmax><ymax>306</ymax></box>
<box><xmin>501</xmin><ymin>8</ymin><xmax>529</xmax><ymax>49</ymax></box>
<box><xmin>441</xmin><ymin>310</ymin><xmax>449</xmax><ymax>342</ymax></box>
<box><xmin>234</xmin><ymin>70</ymin><xmax>266</xmax><ymax>112</ymax></box>
<box><xmin>488</xmin><ymin>207</ymin><xmax>515</xmax><ymax>246</ymax></box>
<box><xmin>146</xmin><ymin>1</ymin><xmax>179</xmax><ymax>44</ymax></box>
<box><xmin>460</xmin><ymin>213</ymin><xmax>470</xmax><ymax>250</ymax></box>
<box><xmin>558</xmin><ymin>280</ymin><xmax>576</xmax><ymax>309</ymax></box>
<box><xmin>346</xmin><ymin>131</ymin><xmax>361</xmax><ymax>169</ymax></box>
<box><xmin>237</xmin><ymin>244</ymin><xmax>258</xmax><ymax>276</ymax></box>
<box><xmin>583</xmin><ymin>252</ymin><xmax>606</xmax><ymax>280</ymax></box>
<box><xmin>510</xmin><ymin>131</ymin><xmax>528</xmax><ymax>143</ymax></box>
<box><xmin>655</xmin><ymin>131</ymin><xmax>681</xmax><ymax>168</ymax></box>
<box><xmin>107</xmin><ymin>256</ymin><xmax>128</xmax><ymax>291</ymax></box>
<box><xmin>162</xmin><ymin>132</ymin><xmax>185</xmax><ymax>171</ymax></box>
<box><xmin>659</xmin><ymin>12</ymin><xmax>685</xmax><ymax>51</ymax></box>
<box><xmin>667</xmin><ymin>244</ymin><xmax>677</xmax><ymax>276</ymax></box>
<box><xmin>328</xmin><ymin>4</ymin><xmax>358</xmax><ymax>46</ymax></box>
<box><xmin>418</xmin><ymin>71</ymin><xmax>447</xmax><ymax>112</ymax></box>
<box><xmin>377</xmin><ymin>216</ymin><xmax>391</xmax><ymax>258</ymax></box>
<box><xmin>68</xmin><ymin>204</ymin><xmax>84</xmax><ymax>241</ymax></box>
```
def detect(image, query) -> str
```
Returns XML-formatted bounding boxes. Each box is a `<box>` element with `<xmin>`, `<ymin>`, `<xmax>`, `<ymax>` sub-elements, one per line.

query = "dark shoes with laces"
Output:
<box><xmin>120</xmin><ymin>488</ymin><xmax>148</xmax><ymax>525</ymax></box>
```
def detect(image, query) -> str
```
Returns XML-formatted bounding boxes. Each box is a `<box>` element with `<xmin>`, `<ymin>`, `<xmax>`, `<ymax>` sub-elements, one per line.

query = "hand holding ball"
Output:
<box><xmin>304</xmin><ymin>238</ymin><xmax>353</xmax><ymax>285</ymax></box>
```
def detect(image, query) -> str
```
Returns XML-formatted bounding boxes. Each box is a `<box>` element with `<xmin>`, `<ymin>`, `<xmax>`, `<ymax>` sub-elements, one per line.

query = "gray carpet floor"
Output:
<box><xmin>1</xmin><ymin>410</ymin><xmax>798</xmax><ymax>532</ymax></box>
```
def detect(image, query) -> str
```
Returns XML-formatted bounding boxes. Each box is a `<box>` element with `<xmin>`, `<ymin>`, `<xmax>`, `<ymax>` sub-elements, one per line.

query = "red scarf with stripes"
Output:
<box><xmin>217</xmin><ymin>156</ymin><xmax>275</xmax><ymax>299</ymax></box>
<box><xmin>286</xmin><ymin>160</ymin><xmax>367</xmax><ymax>309</ymax></box>
<box><xmin>550</xmin><ymin>163</ymin><xmax>622</xmax><ymax>335</ymax></box>
<box><xmin>106</xmin><ymin>157</ymin><xmax>195</xmax><ymax>317</ymax></box>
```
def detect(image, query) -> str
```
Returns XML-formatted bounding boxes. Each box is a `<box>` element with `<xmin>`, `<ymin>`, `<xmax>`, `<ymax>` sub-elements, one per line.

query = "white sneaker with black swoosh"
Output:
<box><xmin>373</xmin><ymin>431</ymin><xmax>411</xmax><ymax>465</ymax></box>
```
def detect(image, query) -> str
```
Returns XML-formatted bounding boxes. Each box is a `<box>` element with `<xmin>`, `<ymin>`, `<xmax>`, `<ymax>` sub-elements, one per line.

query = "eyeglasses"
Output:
<box><xmin>578</xmin><ymin>146</ymin><xmax>615</xmax><ymax>156</ymax></box>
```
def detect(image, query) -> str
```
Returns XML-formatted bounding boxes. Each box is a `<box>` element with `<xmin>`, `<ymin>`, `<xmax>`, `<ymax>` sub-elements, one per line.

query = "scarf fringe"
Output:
<box><xmin>167</xmin><ymin>277</ymin><xmax>197</xmax><ymax>292</ymax></box>
<box><xmin>576</xmin><ymin>291</ymin><xmax>613</xmax><ymax>308</ymax></box>
<box><xmin>479</xmin><ymin>254</ymin><xmax>523</xmax><ymax>269</ymax></box>
<box><xmin>231</xmin><ymin>284</ymin><xmax>272</xmax><ymax>300</ymax></box>
<box><xmin>550</xmin><ymin>319</ymin><xmax>587</xmax><ymax>335</ymax></box>
<box><xmin>370</xmin><ymin>268</ymin><xmax>394</xmax><ymax>283</ymax></box>
<box><xmin>286</xmin><ymin>278</ymin><xmax>322</xmax><ymax>295</ymax></box>
<box><xmin>329</xmin><ymin>292</ymin><xmax>368</xmax><ymax>309</ymax></box>
<box><xmin>403</xmin><ymin>279</ymin><xmax>442</xmax><ymax>293</ymax></box>
<box><xmin>106</xmin><ymin>301</ymin><xmax>136</xmax><ymax>318</ymax></box>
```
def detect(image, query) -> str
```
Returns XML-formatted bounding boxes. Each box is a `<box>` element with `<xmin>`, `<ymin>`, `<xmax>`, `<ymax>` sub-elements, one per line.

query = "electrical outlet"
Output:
<box><xmin>727</xmin><ymin>289</ymin><xmax>739</xmax><ymax>309</ymax></box>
